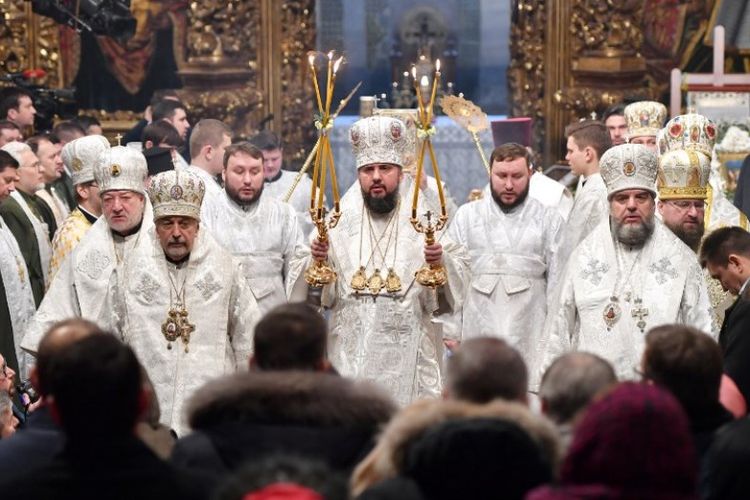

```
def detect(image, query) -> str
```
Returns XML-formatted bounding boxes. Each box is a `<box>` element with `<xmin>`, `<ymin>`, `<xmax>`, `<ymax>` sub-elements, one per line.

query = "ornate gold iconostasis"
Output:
<box><xmin>0</xmin><ymin>0</ymin><xmax>740</xmax><ymax>166</ymax></box>
<box><xmin>0</xmin><ymin>0</ymin><xmax>316</xmax><ymax>164</ymax></box>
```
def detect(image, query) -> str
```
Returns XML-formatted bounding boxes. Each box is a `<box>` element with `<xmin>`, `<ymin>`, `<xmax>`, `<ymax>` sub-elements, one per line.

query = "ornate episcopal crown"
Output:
<box><xmin>349</xmin><ymin>115</ymin><xmax>407</xmax><ymax>169</ymax></box>
<box><xmin>93</xmin><ymin>145</ymin><xmax>148</xmax><ymax>194</ymax></box>
<box><xmin>662</xmin><ymin>113</ymin><xmax>717</xmax><ymax>158</ymax></box>
<box><xmin>656</xmin><ymin>113</ymin><xmax>716</xmax><ymax>201</ymax></box>
<box><xmin>148</xmin><ymin>169</ymin><xmax>205</xmax><ymax>221</ymax></box>
<box><xmin>624</xmin><ymin>101</ymin><xmax>668</xmax><ymax>139</ymax></box>
<box><xmin>63</xmin><ymin>135</ymin><xmax>111</xmax><ymax>186</ymax></box>
<box><xmin>600</xmin><ymin>144</ymin><xmax>658</xmax><ymax>198</ymax></box>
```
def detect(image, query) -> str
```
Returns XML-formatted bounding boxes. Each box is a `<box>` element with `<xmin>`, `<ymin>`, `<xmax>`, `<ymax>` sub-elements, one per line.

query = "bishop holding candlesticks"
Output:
<box><xmin>300</xmin><ymin>115</ymin><xmax>469</xmax><ymax>406</ymax></box>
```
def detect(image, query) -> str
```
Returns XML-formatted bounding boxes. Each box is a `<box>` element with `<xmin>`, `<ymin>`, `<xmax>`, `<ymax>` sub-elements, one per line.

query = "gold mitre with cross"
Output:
<box><xmin>148</xmin><ymin>169</ymin><xmax>205</xmax><ymax>221</ymax></box>
<box><xmin>600</xmin><ymin>143</ymin><xmax>658</xmax><ymax>198</ymax></box>
<box><xmin>624</xmin><ymin>101</ymin><xmax>668</xmax><ymax>139</ymax></box>
<box><xmin>349</xmin><ymin>115</ymin><xmax>408</xmax><ymax>169</ymax></box>
<box><xmin>63</xmin><ymin>135</ymin><xmax>111</xmax><ymax>186</ymax></box>
<box><xmin>662</xmin><ymin>113</ymin><xmax>717</xmax><ymax>159</ymax></box>
<box><xmin>94</xmin><ymin>145</ymin><xmax>148</xmax><ymax>194</ymax></box>
<box><xmin>657</xmin><ymin>149</ymin><xmax>711</xmax><ymax>200</ymax></box>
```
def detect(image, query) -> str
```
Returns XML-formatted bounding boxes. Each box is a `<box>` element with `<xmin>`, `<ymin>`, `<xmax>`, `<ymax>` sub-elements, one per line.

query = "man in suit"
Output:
<box><xmin>700</xmin><ymin>226</ymin><xmax>750</xmax><ymax>412</ymax></box>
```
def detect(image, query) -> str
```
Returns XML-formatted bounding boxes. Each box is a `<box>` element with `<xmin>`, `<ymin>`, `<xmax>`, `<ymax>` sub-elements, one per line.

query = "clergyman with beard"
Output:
<box><xmin>300</xmin><ymin>115</ymin><xmax>469</xmax><ymax>406</ymax></box>
<box><xmin>540</xmin><ymin>143</ymin><xmax>714</xmax><ymax>383</ymax></box>
<box><xmin>200</xmin><ymin>142</ymin><xmax>308</xmax><ymax>315</ymax></box>
<box><xmin>446</xmin><ymin>142</ymin><xmax>565</xmax><ymax>366</ymax></box>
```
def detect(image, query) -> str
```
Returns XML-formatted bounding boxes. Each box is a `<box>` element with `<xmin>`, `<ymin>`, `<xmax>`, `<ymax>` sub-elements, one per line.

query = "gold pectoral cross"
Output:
<box><xmin>631</xmin><ymin>299</ymin><xmax>649</xmax><ymax>334</ymax></box>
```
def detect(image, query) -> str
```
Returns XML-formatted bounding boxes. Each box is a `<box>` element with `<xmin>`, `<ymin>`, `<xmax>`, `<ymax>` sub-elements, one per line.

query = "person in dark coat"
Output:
<box><xmin>170</xmin><ymin>303</ymin><xmax>396</xmax><ymax>482</ymax></box>
<box><xmin>700</xmin><ymin>226</ymin><xmax>750</xmax><ymax>413</ymax></box>
<box><xmin>704</xmin><ymin>416</ymin><xmax>750</xmax><ymax>500</ymax></box>
<box><xmin>733</xmin><ymin>154</ymin><xmax>750</xmax><ymax>218</ymax></box>
<box><xmin>0</xmin><ymin>332</ymin><xmax>205</xmax><ymax>500</ymax></box>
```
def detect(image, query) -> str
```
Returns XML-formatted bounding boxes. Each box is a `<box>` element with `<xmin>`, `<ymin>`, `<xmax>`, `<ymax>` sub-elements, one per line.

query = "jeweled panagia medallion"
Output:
<box><xmin>385</xmin><ymin>268</ymin><xmax>402</xmax><ymax>293</ymax></box>
<box><xmin>367</xmin><ymin>269</ymin><xmax>384</xmax><ymax>294</ymax></box>
<box><xmin>603</xmin><ymin>297</ymin><xmax>621</xmax><ymax>330</ymax></box>
<box><xmin>350</xmin><ymin>266</ymin><xmax>367</xmax><ymax>291</ymax></box>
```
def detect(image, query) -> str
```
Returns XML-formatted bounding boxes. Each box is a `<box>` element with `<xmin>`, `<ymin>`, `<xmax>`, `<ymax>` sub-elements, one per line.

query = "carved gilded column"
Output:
<box><xmin>0</xmin><ymin>2</ymin><xmax>63</xmax><ymax>89</ymax></box>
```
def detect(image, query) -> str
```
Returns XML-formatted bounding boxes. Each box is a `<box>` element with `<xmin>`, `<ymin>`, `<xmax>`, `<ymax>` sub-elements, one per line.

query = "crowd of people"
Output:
<box><xmin>0</xmin><ymin>84</ymin><xmax>749</xmax><ymax>498</ymax></box>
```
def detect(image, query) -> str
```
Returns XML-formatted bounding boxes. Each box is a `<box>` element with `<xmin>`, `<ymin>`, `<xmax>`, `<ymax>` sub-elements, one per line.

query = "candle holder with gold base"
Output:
<box><xmin>411</xmin><ymin>210</ymin><xmax>448</xmax><ymax>288</ymax></box>
<box><xmin>305</xmin><ymin>207</ymin><xmax>341</xmax><ymax>287</ymax></box>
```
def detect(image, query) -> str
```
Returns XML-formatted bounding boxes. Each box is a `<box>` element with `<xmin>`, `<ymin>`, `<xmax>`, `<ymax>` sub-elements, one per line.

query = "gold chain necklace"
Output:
<box><xmin>161</xmin><ymin>264</ymin><xmax>195</xmax><ymax>352</ymax></box>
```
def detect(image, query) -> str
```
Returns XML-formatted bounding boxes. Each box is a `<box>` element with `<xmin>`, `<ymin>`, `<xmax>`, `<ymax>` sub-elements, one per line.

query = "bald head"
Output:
<box><xmin>34</xmin><ymin>319</ymin><xmax>105</xmax><ymax>396</ymax></box>
<box><xmin>445</xmin><ymin>337</ymin><xmax>528</xmax><ymax>404</ymax></box>
<box><xmin>539</xmin><ymin>352</ymin><xmax>617</xmax><ymax>425</ymax></box>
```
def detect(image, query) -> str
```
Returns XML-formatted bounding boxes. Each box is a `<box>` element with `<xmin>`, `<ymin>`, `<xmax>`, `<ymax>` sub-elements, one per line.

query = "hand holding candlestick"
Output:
<box><xmin>410</xmin><ymin>58</ymin><xmax>449</xmax><ymax>289</ymax></box>
<box><xmin>304</xmin><ymin>50</ymin><xmax>344</xmax><ymax>288</ymax></box>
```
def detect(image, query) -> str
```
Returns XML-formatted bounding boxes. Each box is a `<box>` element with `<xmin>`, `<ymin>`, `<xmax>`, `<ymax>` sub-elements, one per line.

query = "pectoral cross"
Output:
<box><xmin>115</xmin><ymin>133</ymin><xmax>123</xmax><ymax>146</ymax></box>
<box><xmin>631</xmin><ymin>299</ymin><xmax>649</xmax><ymax>334</ymax></box>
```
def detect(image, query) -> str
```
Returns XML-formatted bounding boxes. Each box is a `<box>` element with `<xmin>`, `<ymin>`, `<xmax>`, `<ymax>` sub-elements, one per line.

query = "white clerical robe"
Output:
<box><xmin>294</xmin><ymin>185</ymin><xmax>469</xmax><ymax>407</ymax></box>
<box><xmin>0</xmin><ymin>216</ymin><xmax>36</xmax><ymax>378</ymax></box>
<box><xmin>541</xmin><ymin>219</ymin><xmax>714</xmax><ymax>382</ymax></box>
<box><xmin>104</xmin><ymin>228</ymin><xmax>260</xmax><ymax>436</ymax></box>
<box><xmin>529</xmin><ymin>172</ymin><xmax>574</xmax><ymax>221</ymax></box>
<box><xmin>186</xmin><ymin>165</ymin><xmax>223</xmax><ymax>209</ymax></box>
<box><xmin>562</xmin><ymin>172</ymin><xmax>608</xmax><ymax>251</ymax></box>
<box><xmin>202</xmin><ymin>191</ymin><xmax>308</xmax><ymax>315</ymax></box>
<box><xmin>447</xmin><ymin>195</ymin><xmax>565</xmax><ymax>364</ymax></box>
<box><xmin>264</xmin><ymin>169</ymin><xmax>315</xmax><ymax>238</ymax></box>
<box><xmin>20</xmin><ymin>202</ymin><xmax>155</xmax><ymax>354</ymax></box>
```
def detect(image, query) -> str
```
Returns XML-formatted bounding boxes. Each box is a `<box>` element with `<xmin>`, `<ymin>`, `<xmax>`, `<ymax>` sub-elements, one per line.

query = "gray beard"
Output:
<box><xmin>611</xmin><ymin>213</ymin><xmax>655</xmax><ymax>247</ymax></box>
<box><xmin>362</xmin><ymin>186</ymin><xmax>399</xmax><ymax>215</ymax></box>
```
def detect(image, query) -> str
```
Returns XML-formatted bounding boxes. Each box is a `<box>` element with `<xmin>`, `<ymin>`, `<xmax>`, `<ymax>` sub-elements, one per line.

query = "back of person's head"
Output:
<box><xmin>34</xmin><ymin>318</ymin><xmax>105</xmax><ymax>397</ymax></box>
<box><xmin>0</xmin><ymin>149</ymin><xmax>19</xmax><ymax>173</ymax></box>
<box><xmin>699</xmin><ymin>226</ymin><xmax>750</xmax><ymax>267</ymax></box>
<box><xmin>215</xmin><ymin>454</ymin><xmax>347</xmax><ymax>500</ymax></box>
<box><xmin>72</xmin><ymin>115</ymin><xmax>101</xmax><ymax>134</ymax></box>
<box><xmin>152</xmin><ymin>99</ymin><xmax>186</xmax><ymax>122</ymax></box>
<box><xmin>446</xmin><ymin>337</ymin><xmax>527</xmax><ymax>404</ymax></box>
<box><xmin>402</xmin><ymin>417</ymin><xmax>552</xmax><ymax>500</ymax></box>
<box><xmin>48</xmin><ymin>334</ymin><xmax>142</xmax><ymax>439</ymax></box>
<box><xmin>142</xmin><ymin>120</ymin><xmax>182</xmax><ymax>149</ymax></box>
<box><xmin>0</xmin><ymin>87</ymin><xmax>32</xmax><ymax>119</ymax></box>
<box><xmin>642</xmin><ymin>324</ymin><xmax>723</xmax><ymax>415</ymax></box>
<box><xmin>0</xmin><ymin>120</ymin><xmax>21</xmax><ymax>135</ymax></box>
<box><xmin>252</xmin><ymin>303</ymin><xmax>328</xmax><ymax>371</ymax></box>
<box><xmin>248</xmin><ymin>130</ymin><xmax>282</xmax><ymax>151</ymax></box>
<box><xmin>52</xmin><ymin>121</ymin><xmax>85</xmax><ymax>144</ymax></box>
<box><xmin>564</xmin><ymin>120</ymin><xmax>612</xmax><ymax>160</ymax></box>
<box><xmin>539</xmin><ymin>352</ymin><xmax>617</xmax><ymax>425</ymax></box>
<box><xmin>704</xmin><ymin>417</ymin><xmax>750</xmax><ymax>499</ymax></box>
<box><xmin>546</xmin><ymin>382</ymin><xmax>697</xmax><ymax>498</ymax></box>
<box><xmin>189</xmin><ymin>118</ymin><xmax>232</xmax><ymax>158</ymax></box>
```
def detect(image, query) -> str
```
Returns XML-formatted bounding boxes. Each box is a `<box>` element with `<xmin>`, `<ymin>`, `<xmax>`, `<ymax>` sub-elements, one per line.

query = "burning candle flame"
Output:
<box><xmin>436</xmin><ymin>59</ymin><xmax>441</xmax><ymax>72</ymax></box>
<box><xmin>420</xmin><ymin>75</ymin><xmax>429</xmax><ymax>87</ymax></box>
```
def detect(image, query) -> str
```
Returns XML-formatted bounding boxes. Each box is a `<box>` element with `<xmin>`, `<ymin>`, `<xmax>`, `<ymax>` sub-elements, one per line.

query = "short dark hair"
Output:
<box><xmin>0</xmin><ymin>120</ymin><xmax>21</xmax><ymax>133</ymax></box>
<box><xmin>489</xmin><ymin>142</ymin><xmax>531</xmax><ymax>168</ymax></box>
<box><xmin>253</xmin><ymin>303</ymin><xmax>327</xmax><ymax>371</ymax></box>
<box><xmin>602</xmin><ymin>103</ymin><xmax>626</xmax><ymax>122</ymax></box>
<box><xmin>249</xmin><ymin>131</ymin><xmax>282</xmax><ymax>151</ymax></box>
<box><xmin>223</xmin><ymin>142</ymin><xmax>264</xmax><ymax>168</ymax></box>
<box><xmin>48</xmin><ymin>334</ymin><xmax>142</xmax><ymax>438</ymax></box>
<box><xmin>0</xmin><ymin>87</ymin><xmax>32</xmax><ymax>120</ymax></box>
<box><xmin>25</xmin><ymin>133</ymin><xmax>54</xmax><ymax>154</ymax></box>
<box><xmin>446</xmin><ymin>337</ymin><xmax>528</xmax><ymax>403</ymax></box>
<box><xmin>149</xmin><ymin>89</ymin><xmax>180</xmax><ymax>108</ymax></box>
<box><xmin>699</xmin><ymin>226</ymin><xmax>750</xmax><ymax>267</ymax></box>
<box><xmin>72</xmin><ymin>115</ymin><xmax>101</xmax><ymax>132</ymax></box>
<box><xmin>539</xmin><ymin>352</ymin><xmax>617</xmax><ymax>425</ymax></box>
<box><xmin>52</xmin><ymin>121</ymin><xmax>85</xmax><ymax>143</ymax></box>
<box><xmin>643</xmin><ymin>324</ymin><xmax>723</xmax><ymax>415</ymax></box>
<box><xmin>565</xmin><ymin>120</ymin><xmax>612</xmax><ymax>160</ymax></box>
<box><xmin>142</xmin><ymin>120</ymin><xmax>182</xmax><ymax>148</ymax></box>
<box><xmin>0</xmin><ymin>150</ymin><xmax>19</xmax><ymax>173</ymax></box>
<box><xmin>152</xmin><ymin>99</ymin><xmax>186</xmax><ymax>122</ymax></box>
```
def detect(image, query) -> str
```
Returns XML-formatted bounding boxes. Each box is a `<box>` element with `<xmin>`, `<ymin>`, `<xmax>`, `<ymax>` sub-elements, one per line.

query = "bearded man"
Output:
<box><xmin>542</xmin><ymin>144</ymin><xmax>714</xmax><ymax>382</ymax></box>
<box><xmin>105</xmin><ymin>169</ymin><xmax>260</xmax><ymax>436</ymax></box>
<box><xmin>201</xmin><ymin>142</ymin><xmax>308</xmax><ymax>315</ymax></box>
<box><xmin>298</xmin><ymin>115</ymin><xmax>469</xmax><ymax>406</ymax></box>
<box><xmin>447</xmin><ymin>142</ymin><xmax>565</xmax><ymax>366</ymax></box>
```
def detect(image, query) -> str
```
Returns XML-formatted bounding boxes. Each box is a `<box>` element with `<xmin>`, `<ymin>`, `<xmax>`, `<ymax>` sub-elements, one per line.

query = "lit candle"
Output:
<box><xmin>309</xmin><ymin>53</ymin><xmax>324</xmax><ymax>112</ymax></box>
<box><xmin>412</xmin><ymin>139</ymin><xmax>428</xmax><ymax>213</ymax></box>
<box><xmin>324</xmin><ymin>51</ymin><xmax>334</xmax><ymax>114</ymax></box>
<box><xmin>427</xmin><ymin>59</ymin><xmax>441</xmax><ymax>123</ymax></box>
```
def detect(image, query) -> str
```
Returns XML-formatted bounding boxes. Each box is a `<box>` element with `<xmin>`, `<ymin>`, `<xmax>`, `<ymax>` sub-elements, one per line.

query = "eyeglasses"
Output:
<box><xmin>666</xmin><ymin>200</ymin><xmax>705</xmax><ymax>212</ymax></box>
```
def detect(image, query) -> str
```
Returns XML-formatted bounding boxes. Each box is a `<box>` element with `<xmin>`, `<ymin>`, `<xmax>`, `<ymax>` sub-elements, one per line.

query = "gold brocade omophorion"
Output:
<box><xmin>47</xmin><ymin>208</ymin><xmax>93</xmax><ymax>287</ymax></box>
